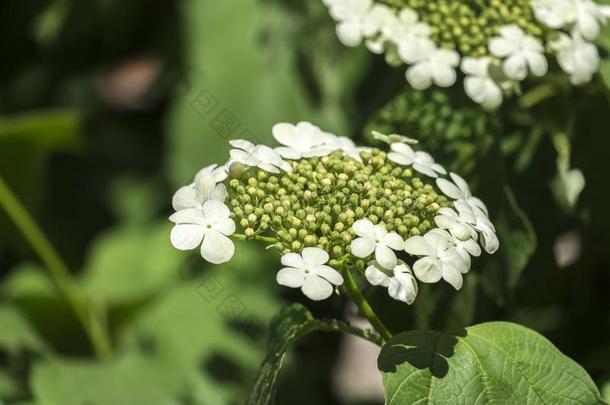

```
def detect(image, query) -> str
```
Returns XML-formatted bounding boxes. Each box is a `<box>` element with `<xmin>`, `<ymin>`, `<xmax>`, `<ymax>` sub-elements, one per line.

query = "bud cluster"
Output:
<box><xmin>228</xmin><ymin>149</ymin><xmax>450</xmax><ymax>268</ymax></box>
<box><xmin>403</xmin><ymin>0</ymin><xmax>544</xmax><ymax>57</ymax></box>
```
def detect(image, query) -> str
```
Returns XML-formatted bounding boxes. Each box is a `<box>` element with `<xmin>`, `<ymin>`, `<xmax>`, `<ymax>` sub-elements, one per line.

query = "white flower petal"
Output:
<box><xmin>281</xmin><ymin>252</ymin><xmax>305</xmax><ymax>269</ymax></box>
<box><xmin>336</xmin><ymin>21</ymin><xmax>363</xmax><ymax>47</ymax></box>
<box><xmin>170</xmin><ymin>224</ymin><xmax>205</xmax><ymax>250</ymax></box>
<box><xmin>172</xmin><ymin>186</ymin><xmax>198</xmax><ymax>211</ymax></box>
<box><xmin>302</xmin><ymin>247</ymin><xmax>330</xmax><ymax>267</ymax></box>
<box><xmin>352</xmin><ymin>219</ymin><xmax>376</xmax><ymax>239</ymax></box>
<box><xmin>214</xmin><ymin>218</ymin><xmax>236</xmax><ymax>236</ymax></box>
<box><xmin>169</xmin><ymin>208</ymin><xmax>205</xmax><ymax>225</ymax></box>
<box><xmin>406</xmin><ymin>64</ymin><xmax>433</xmax><ymax>90</ymax></box>
<box><xmin>383</xmin><ymin>232</ymin><xmax>405</xmax><ymax>251</ymax></box>
<box><xmin>351</xmin><ymin>237</ymin><xmax>376</xmax><ymax>258</ymax></box>
<box><xmin>302</xmin><ymin>276</ymin><xmax>334</xmax><ymax>301</ymax></box>
<box><xmin>404</xmin><ymin>235</ymin><xmax>435</xmax><ymax>256</ymax></box>
<box><xmin>365</xmin><ymin>263</ymin><xmax>391</xmax><ymax>287</ymax></box>
<box><xmin>312</xmin><ymin>265</ymin><xmax>344</xmax><ymax>285</ymax></box>
<box><xmin>441</xmin><ymin>264</ymin><xmax>464</xmax><ymax>290</ymax></box>
<box><xmin>413</xmin><ymin>257</ymin><xmax>443</xmax><ymax>283</ymax></box>
<box><xmin>201</xmin><ymin>230</ymin><xmax>235</xmax><ymax>264</ymax></box>
<box><xmin>375</xmin><ymin>244</ymin><xmax>397</xmax><ymax>270</ymax></box>
<box><xmin>503</xmin><ymin>54</ymin><xmax>527</xmax><ymax>80</ymax></box>
<box><xmin>203</xmin><ymin>200</ymin><xmax>230</xmax><ymax>220</ymax></box>
<box><xmin>436</xmin><ymin>178</ymin><xmax>463</xmax><ymax>200</ymax></box>
<box><xmin>276</xmin><ymin>267</ymin><xmax>306</xmax><ymax>288</ymax></box>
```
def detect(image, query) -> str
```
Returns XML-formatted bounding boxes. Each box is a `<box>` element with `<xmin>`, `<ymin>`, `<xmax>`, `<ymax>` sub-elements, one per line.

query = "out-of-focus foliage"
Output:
<box><xmin>1</xmin><ymin>0</ymin><xmax>609</xmax><ymax>404</ymax></box>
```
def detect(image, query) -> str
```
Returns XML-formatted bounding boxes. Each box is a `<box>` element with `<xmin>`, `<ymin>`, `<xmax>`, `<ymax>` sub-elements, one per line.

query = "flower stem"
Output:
<box><xmin>341</xmin><ymin>267</ymin><xmax>392</xmax><ymax>343</ymax></box>
<box><xmin>0</xmin><ymin>175</ymin><xmax>113</xmax><ymax>361</ymax></box>
<box><xmin>231</xmin><ymin>233</ymin><xmax>278</xmax><ymax>244</ymax></box>
<box><xmin>315</xmin><ymin>319</ymin><xmax>383</xmax><ymax>346</ymax></box>
<box><xmin>519</xmin><ymin>83</ymin><xmax>557</xmax><ymax>109</ymax></box>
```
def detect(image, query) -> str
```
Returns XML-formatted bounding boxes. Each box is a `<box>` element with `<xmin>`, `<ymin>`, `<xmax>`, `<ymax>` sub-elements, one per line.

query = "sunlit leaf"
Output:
<box><xmin>379</xmin><ymin>322</ymin><xmax>604</xmax><ymax>404</ymax></box>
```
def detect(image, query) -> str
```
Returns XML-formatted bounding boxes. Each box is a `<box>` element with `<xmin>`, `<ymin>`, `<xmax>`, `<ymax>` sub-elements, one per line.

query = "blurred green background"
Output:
<box><xmin>1</xmin><ymin>0</ymin><xmax>610</xmax><ymax>404</ymax></box>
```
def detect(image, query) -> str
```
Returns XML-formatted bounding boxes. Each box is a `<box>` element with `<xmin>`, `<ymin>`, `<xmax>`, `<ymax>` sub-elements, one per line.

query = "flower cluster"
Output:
<box><xmin>322</xmin><ymin>0</ymin><xmax>610</xmax><ymax>108</ymax></box>
<box><xmin>169</xmin><ymin>121</ymin><xmax>498</xmax><ymax>304</ymax></box>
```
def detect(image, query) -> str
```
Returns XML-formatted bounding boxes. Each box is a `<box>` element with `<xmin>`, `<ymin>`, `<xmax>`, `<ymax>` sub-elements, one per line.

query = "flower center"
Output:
<box><xmin>228</xmin><ymin>149</ymin><xmax>451</xmax><ymax>268</ymax></box>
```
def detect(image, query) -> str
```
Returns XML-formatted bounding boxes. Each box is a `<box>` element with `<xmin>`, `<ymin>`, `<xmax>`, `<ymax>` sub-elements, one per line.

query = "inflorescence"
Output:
<box><xmin>169</xmin><ymin>122</ymin><xmax>499</xmax><ymax>304</ymax></box>
<box><xmin>322</xmin><ymin>0</ymin><xmax>610</xmax><ymax>108</ymax></box>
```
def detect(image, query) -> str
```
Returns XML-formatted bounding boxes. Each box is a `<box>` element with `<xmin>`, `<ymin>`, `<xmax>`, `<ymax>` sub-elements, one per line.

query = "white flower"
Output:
<box><xmin>532</xmin><ymin>0</ymin><xmax>578</xmax><ymax>28</ymax></box>
<box><xmin>276</xmin><ymin>247</ymin><xmax>344</xmax><ymax>301</ymax></box>
<box><xmin>532</xmin><ymin>0</ymin><xmax>607</xmax><ymax>40</ymax></box>
<box><xmin>315</xmin><ymin>132</ymin><xmax>370</xmax><ymax>163</ymax></box>
<box><xmin>371</xmin><ymin>130</ymin><xmax>418</xmax><ymax>145</ymax></box>
<box><xmin>404</xmin><ymin>40</ymin><xmax>460</xmax><ymax>90</ymax></box>
<box><xmin>385</xmin><ymin>8</ymin><xmax>433</xmax><ymax>61</ymax></box>
<box><xmin>435</xmin><ymin>173</ymin><xmax>488</xmax><ymax>215</ymax></box>
<box><xmin>272</xmin><ymin>121</ymin><xmax>328</xmax><ymax>159</ymax></box>
<box><xmin>169</xmin><ymin>201</ymin><xmax>236</xmax><ymax>264</ymax></box>
<box><xmin>351</xmin><ymin>219</ymin><xmax>404</xmax><ymax>269</ymax></box>
<box><xmin>573</xmin><ymin>0</ymin><xmax>608</xmax><ymax>40</ymax></box>
<box><xmin>365</xmin><ymin>260</ymin><xmax>418</xmax><ymax>304</ymax></box>
<box><xmin>388</xmin><ymin>143</ymin><xmax>447</xmax><ymax>178</ymax></box>
<box><xmin>229</xmin><ymin>139</ymin><xmax>293</xmax><ymax>173</ymax></box>
<box><xmin>363</xmin><ymin>4</ymin><xmax>397</xmax><ymax>53</ymax></box>
<box><xmin>386</xmin><ymin>8</ymin><xmax>432</xmax><ymax>43</ymax></box>
<box><xmin>489</xmin><ymin>25</ymin><xmax>548</xmax><ymax>81</ymax></box>
<box><xmin>195</xmin><ymin>163</ymin><xmax>227</xmax><ymax>183</ymax></box>
<box><xmin>172</xmin><ymin>164</ymin><xmax>229</xmax><ymax>211</ymax></box>
<box><xmin>404</xmin><ymin>229</ymin><xmax>469</xmax><ymax>290</ymax></box>
<box><xmin>461</xmin><ymin>57</ymin><xmax>503</xmax><ymax>109</ymax></box>
<box><xmin>550</xmin><ymin>32</ymin><xmax>599</xmax><ymax>85</ymax></box>
<box><xmin>434</xmin><ymin>207</ymin><xmax>477</xmax><ymax>241</ymax></box>
<box><xmin>324</xmin><ymin>0</ymin><xmax>387</xmax><ymax>47</ymax></box>
<box><xmin>453</xmin><ymin>200</ymin><xmax>499</xmax><ymax>254</ymax></box>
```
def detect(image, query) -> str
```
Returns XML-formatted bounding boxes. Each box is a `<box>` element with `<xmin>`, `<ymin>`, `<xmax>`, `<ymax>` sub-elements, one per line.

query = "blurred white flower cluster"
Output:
<box><xmin>322</xmin><ymin>0</ymin><xmax>610</xmax><ymax>108</ymax></box>
<box><xmin>169</xmin><ymin>122</ymin><xmax>498</xmax><ymax>304</ymax></box>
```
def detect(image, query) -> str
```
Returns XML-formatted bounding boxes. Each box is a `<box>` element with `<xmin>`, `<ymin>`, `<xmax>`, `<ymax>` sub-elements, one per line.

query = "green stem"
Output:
<box><xmin>231</xmin><ymin>233</ymin><xmax>278</xmax><ymax>244</ymax></box>
<box><xmin>550</xmin><ymin>130</ymin><xmax>571</xmax><ymax>172</ymax></box>
<box><xmin>342</xmin><ymin>267</ymin><xmax>392</xmax><ymax>343</ymax></box>
<box><xmin>316</xmin><ymin>319</ymin><xmax>383</xmax><ymax>346</ymax></box>
<box><xmin>519</xmin><ymin>83</ymin><xmax>557</xmax><ymax>109</ymax></box>
<box><xmin>0</xmin><ymin>176</ymin><xmax>113</xmax><ymax>360</ymax></box>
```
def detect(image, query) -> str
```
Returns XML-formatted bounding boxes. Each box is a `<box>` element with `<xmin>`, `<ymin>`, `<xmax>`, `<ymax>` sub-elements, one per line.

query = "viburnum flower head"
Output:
<box><xmin>321</xmin><ymin>0</ymin><xmax>610</xmax><ymax>108</ymax></box>
<box><xmin>169</xmin><ymin>121</ymin><xmax>498</xmax><ymax>305</ymax></box>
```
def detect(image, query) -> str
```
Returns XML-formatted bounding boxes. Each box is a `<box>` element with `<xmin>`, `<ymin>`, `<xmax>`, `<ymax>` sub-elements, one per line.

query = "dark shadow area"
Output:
<box><xmin>377</xmin><ymin>329</ymin><xmax>466</xmax><ymax>378</ymax></box>
<box><xmin>202</xmin><ymin>351</ymin><xmax>247</xmax><ymax>386</ymax></box>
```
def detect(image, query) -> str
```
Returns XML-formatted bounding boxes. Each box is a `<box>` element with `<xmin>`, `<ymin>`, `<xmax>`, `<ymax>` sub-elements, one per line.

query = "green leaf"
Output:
<box><xmin>247</xmin><ymin>304</ymin><xmax>318</xmax><ymax>405</ymax></box>
<box><xmin>79</xmin><ymin>222</ymin><xmax>183</xmax><ymax>307</ymax></box>
<box><xmin>30</xmin><ymin>355</ymin><xmax>185</xmax><ymax>405</ymax></box>
<box><xmin>247</xmin><ymin>303</ymin><xmax>380</xmax><ymax>405</ymax></box>
<box><xmin>167</xmin><ymin>0</ymin><xmax>323</xmax><ymax>187</ymax></box>
<box><xmin>379</xmin><ymin>322</ymin><xmax>604</xmax><ymax>404</ymax></box>
<box><xmin>0</xmin><ymin>305</ymin><xmax>47</xmax><ymax>355</ymax></box>
<box><xmin>118</xmin><ymin>244</ymin><xmax>281</xmax><ymax>404</ymax></box>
